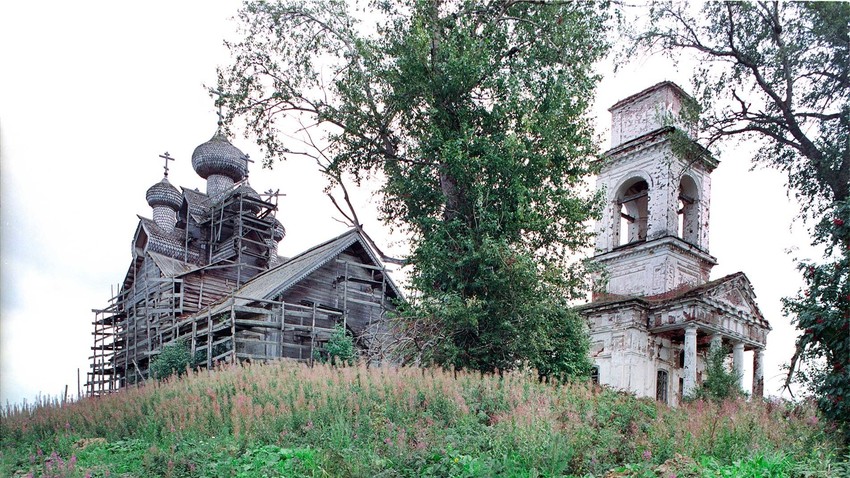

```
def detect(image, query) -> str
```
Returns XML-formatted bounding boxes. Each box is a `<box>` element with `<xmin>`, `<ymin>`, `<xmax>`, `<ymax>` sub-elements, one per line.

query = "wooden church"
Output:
<box><xmin>87</xmin><ymin>127</ymin><xmax>401</xmax><ymax>395</ymax></box>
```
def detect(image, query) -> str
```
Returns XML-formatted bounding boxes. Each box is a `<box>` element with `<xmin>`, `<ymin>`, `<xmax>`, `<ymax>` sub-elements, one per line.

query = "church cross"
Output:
<box><xmin>262</xmin><ymin>188</ymin><xmax>285</xmax><ymax>207</ymax></box>
<box><xmin>211</xmin><ymin>89</ymin><xmax>226</xmax><ymax>130</ymax></box>
<box><xmin>242</xmin><ymin>153</ymin><xmax>255</xmax><ymax>177</ymax></box>
<box><xmin>159</xmin><ymin>152</ymin><xmax>175</xmax><ymax>178</ymax></box>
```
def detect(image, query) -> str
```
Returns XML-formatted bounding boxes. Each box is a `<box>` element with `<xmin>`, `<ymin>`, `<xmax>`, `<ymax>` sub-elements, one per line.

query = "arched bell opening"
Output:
<box><xmin>677</xmin><ymin>175</ymin><xmax>699</xmax><ymax>245</ymax></box>
<box><xmin>616</xmin><ymin>178</ymin><xmax>649</xmax><ymax>246</ymax></box>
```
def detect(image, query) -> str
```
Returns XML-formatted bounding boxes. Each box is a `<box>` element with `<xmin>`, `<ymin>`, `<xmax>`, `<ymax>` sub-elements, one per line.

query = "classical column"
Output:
<box><xmin>753</xmin><ymin>348</ymin><xmax>765</xmax><ymax>398</ymax></box>
<box><xmin>710</xmin><ymin>334</ymin><xmax>723</xmax><ymax>354</ymax></box>
<box><xmin>683</xmin><ymin>325</ymin><xmax>698</xmax><ymax>397</ymax></box>
<box><xmin>733</xmin><ymin>341</ymin><xmax>745</xmax><ymax>387</ymax></box>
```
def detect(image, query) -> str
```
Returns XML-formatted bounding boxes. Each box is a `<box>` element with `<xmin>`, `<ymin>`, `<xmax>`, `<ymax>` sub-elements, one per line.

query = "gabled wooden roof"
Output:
<box><xmin>180</xmin><ymin>187</ymin><xmax>211</xmax><ymax>224</ymax></box>
<box><xmin>202</xmin><ymin>228</ymin><xmax>403</xmax><ymax>315</ymax></box>
<box><xmin>148</xmin><ymin>251</ymin><xmax>198</xmax><ymax>277</ymax></box>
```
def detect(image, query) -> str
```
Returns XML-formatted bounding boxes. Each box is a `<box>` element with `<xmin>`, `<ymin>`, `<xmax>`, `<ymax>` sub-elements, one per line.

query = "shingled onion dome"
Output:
<box><xmin>267</xmin><ymin>218</ymin><xmax>287</xmax><ymax>267</ymax></box>
<box><xmin>272</xmin><ymin>218</ymin><xmax>286</xmax><ymax>242</ymax></box>
<box><xmin>191</xmin><ymin>129</ymin><xmax>248</xmax><ymax>199</ymax></box>
<box><xmin>145</xmin><ymin>177</ymin><xmax>182</xmax><ymax>233</ymax></box>
<box><xmin>232</xmin><ymin>183</ymin><xmax>263</xmax><ymax>214</ymax></box>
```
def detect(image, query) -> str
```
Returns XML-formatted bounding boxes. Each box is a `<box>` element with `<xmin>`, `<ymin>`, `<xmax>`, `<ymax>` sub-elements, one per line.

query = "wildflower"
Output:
<box><xmin>642</xmin><ymin>449</ymin><xmax>652</xmax><ymax>461</ymax></box>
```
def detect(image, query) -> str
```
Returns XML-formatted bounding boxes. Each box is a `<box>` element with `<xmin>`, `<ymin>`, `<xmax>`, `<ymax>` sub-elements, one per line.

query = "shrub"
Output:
<box><xmin>149</xmin><ymin>340</ymin><xmax>200</xmax><ymax>380</ymax></box>
<box><xmin>314</xmin><ymin>324</ymin><xmax>356</xmax><ymax>366</ymax></box>
<box><xmin>688</xmin><ymin>345</ymin><xmax>744</xmax><ymax>402</ymax></box>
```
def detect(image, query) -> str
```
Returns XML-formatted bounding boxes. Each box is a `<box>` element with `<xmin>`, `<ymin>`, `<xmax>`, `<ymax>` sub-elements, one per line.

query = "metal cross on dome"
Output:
<box><xmin>159</xmin><ymin>152</ymin><xmax>174</xmax><ymax>178</ymax></box>
<box><xmin>211</xmin><ymin>89</ymin><xmax>227</xmax><ymax>130</ymax></box>
<box><xmin>242</xmin><ymin>153</ymin><xmax>254</xmax><ymax>178</ymax></box>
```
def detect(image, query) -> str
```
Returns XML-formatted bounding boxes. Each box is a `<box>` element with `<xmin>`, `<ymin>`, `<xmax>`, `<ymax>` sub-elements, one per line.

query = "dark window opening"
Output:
<box><xmin>677</xmin><ymin>176</ymin><xmax>699</xmax><ymax>244</ymax></box>
<box><xmin>617</xmin><ymin>179</ymin><xmax>649</xmax><ymax>246</ymax></box>
<box><xmin>656</xmin><ymin>370</ymin><xmax>669</xmax><ymax>404</ymax></box>
<box><xmin>590</xmin><ymin>366</ymin><xmax>600</xmax><ymax>384</ymax></box>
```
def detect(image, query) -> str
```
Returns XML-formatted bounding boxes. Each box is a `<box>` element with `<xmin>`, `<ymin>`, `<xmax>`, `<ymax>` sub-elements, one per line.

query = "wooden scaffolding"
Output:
<box><xmin>87</xmin><ymin>199</ymin><xmax>395</xmax><ymax>396</ymax></box>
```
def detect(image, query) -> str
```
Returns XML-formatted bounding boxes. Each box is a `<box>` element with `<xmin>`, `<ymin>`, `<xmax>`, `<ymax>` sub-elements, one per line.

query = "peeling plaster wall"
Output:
<box><xmin>594</xmin><ymin>87</ymin><xmax>715</xmax><ymax>297</ymax></box>
<box><xmin>587</xmin><ymin>306</ymin><xmax>708</xmax><ymax>407</ymax></box>
<box><xmin>596</xmin><ymin>240</ymin><xmax>714</xmax><ymax>296</ymax></box>
<box><xmin>595</xmin><ymin>139</ymin><xmax>713</xmax><ymax>255</ymax></box>
<box><xmin>610</xmin><ymin>83</ymin><xmax>696</xmax><ymax>147</ymax></box>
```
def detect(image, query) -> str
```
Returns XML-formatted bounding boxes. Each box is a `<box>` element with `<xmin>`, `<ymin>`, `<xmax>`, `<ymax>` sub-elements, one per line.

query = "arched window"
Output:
<box><xmin>616</xmin><ymin>179</ymin><xmax>649</xmax><ymax>246</ymax></box>
<box><xmin>656</xmin><ymin>369</ymin><xmax>669</xmax><ymax>404</ymax></box>
<box><xmin>677</xmin><ymin>175</ymin><xmax>699</xmax><ymax>244</ymax></box>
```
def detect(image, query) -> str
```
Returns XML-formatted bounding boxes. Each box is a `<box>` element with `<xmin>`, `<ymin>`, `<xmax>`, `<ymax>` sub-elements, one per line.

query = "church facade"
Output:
<box><xmin>580</xmin><ymin>82</ymin><xmax>771</xmax><ymax>405</ymax></box>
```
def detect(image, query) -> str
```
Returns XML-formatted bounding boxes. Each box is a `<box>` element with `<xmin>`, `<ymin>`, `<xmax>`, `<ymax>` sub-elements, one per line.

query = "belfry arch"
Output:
<box><xmin>677</xmin><ymin>174</ymin><xmax>700</xmax><ymax>244</ymax></box>
<box><xmin>615</xmin><ymin>176</ymin><xmax>650</xmax><ymax>247</ymax></box>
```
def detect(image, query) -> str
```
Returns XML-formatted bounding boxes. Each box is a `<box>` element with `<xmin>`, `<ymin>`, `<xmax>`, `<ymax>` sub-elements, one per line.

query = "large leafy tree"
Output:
<box><xmin>635</xmin><ymin>1</ymin><xmax>849</xmax><ymax>441</ymax></box>
<box><xmin>217</xmin><ymin>0</ymin><xmax>610</xmax><ymax>378</ymax></box>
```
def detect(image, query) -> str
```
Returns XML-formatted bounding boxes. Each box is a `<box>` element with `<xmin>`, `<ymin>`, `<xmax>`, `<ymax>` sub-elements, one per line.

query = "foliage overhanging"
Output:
<box><xmin>217</xmin><ymin>0</ymin><xmax>612</xmax><ymax>378</ymax></box>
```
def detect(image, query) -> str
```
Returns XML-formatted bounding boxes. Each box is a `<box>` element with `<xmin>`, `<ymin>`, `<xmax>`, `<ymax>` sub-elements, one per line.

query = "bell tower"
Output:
<box><xmin>593</xmin><ymin>82</ymin><xmax>718</xmax><ymax>297</ymax></box>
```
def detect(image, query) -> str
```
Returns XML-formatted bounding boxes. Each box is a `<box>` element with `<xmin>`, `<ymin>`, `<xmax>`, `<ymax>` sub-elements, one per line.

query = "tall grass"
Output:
<box><xmin>1</xmin><ymin>362</ymin><xmax>843</xmax><ymax>477</ymax></box>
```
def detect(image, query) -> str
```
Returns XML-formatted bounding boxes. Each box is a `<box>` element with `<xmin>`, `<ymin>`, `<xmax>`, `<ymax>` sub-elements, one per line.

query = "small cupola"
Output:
<box><xmin>267</xmin><ymin>218</ymin><xmax>286</xmax><ymax>266</ymax></box>
<box><xmin>145</xmin><ymin>177</ymin><xmax>182</xmax><ymax>233</ymax></box>
<box><xmin>232</xmin><ymin>183</ymin><xmax>263</xmax><ymax>214</ymax></box>
<box><xmin>191</xmin><ymin>128</ymin><xmax>248</xmax><ymax>199</ymax></box>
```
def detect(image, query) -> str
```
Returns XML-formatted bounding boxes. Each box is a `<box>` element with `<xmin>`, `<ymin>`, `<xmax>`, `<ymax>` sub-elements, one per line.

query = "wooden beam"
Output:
<box><xmin>618</xmin><ymin>190</ymin><xmax>648</xmax><ymax>204</ymax></box>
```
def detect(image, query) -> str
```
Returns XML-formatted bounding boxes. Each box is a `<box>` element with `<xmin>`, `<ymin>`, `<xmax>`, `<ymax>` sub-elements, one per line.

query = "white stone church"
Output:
<box><xmin>580</xmin><ymin>82</ymin><xmax>771</xmax><ymax>405</ymax></box>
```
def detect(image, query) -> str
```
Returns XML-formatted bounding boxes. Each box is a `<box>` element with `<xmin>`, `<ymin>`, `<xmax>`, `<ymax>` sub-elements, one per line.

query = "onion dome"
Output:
<box><xmin>145</xmin><ymin>177</ymin><xmax>182</xmax><ymax>210</ymax></box>
<box><xmin>271</xmin><ymin>218</ymin><xmax>286</xmax><ymax>241</ymax></box>
<box><xmin>233</xmin><ymin>183</ymin><xmax>262</xmax><ymax>213</ymax></box>
<box><xmin>191</xmin><ymin>130</ymin><xmax>248</xmax><ymax>182</ymax></box>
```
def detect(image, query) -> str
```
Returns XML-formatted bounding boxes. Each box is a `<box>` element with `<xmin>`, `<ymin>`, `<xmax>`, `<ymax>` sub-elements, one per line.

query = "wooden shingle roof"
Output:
<box><xmin>203</xmin><ymin>229</ymin><xmax>402</xmax><ymax>315</ymax></box>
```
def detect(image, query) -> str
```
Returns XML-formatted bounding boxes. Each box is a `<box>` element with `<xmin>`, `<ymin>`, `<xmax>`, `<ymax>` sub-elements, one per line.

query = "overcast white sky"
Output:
<box><xmin>0</xmin><ymin>1</ymin><xmax>818</xmax><ymax>406</ymax></box>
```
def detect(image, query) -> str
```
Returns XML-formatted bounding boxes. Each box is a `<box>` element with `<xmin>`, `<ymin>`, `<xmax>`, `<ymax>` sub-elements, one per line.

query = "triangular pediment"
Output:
<box><xmin>711</xmin><ymin>287</ymin><xmax>749</xmax><ymax>311</ymax></box>
<box><xmin>700</xmin><ymin>273</ymin><xmax>770</xmax><ymax>330</ymax></box>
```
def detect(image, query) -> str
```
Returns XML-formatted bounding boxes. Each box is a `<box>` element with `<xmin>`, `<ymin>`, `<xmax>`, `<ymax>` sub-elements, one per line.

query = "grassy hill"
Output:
<box><xmin>1</xmin><ymin>361</ymin><xmax>845</xmax><ymax>477</ymax></box>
